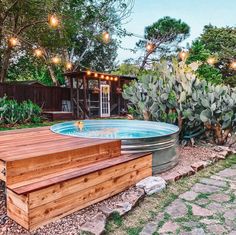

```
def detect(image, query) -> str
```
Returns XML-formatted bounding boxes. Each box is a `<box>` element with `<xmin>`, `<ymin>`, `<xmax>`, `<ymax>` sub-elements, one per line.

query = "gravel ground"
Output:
<box><xmin>0</xmin><ymin>145</ymin><xmax>222</xmax><ymax>235</ymax></box>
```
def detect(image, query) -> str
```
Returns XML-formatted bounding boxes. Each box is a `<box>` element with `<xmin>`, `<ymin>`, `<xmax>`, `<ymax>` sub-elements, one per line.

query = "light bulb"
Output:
<box><xmin>94</xmin><ymin>73</ymin><xmax>98</xmax><ymax>77</ymax></box>
<box><xmin>86</xmin><ymin>70</ymin><xmax>91</xmax><ymax>75</ymax></box>
<box><xmin>105</xmin><ymin>76</ymin><xmax>109</xmax><ymax>80</ymax></box>
<box><xmin>207</xmin><ymin>57</ymin><xmax>216</xmax><ymax>65</ymax></box>
<box><xmin>65</xmin><ymin>62</ymin><xmax>73</xmax><ymax>70</ymax></box>
<box><xmin>8</xmin><ymin>37</ymin><xmax>18</xmax><ymax>47</ymax></box>
<box><xmin>101</xmin><ymin>75</ymin><xmax>104</xmax><ymax>79</ymax></box>
<box><xmin>179</xmin><ymin>51</ymin><xmax>188</xmax><ymax>60</ymax></box>
<box><xmin>34</xmin><ymin>48</ymin><xmax>43</xmax><ymax>57</ymax></box>
<box><xmin>114</xmin><ymin>77</ymin><xmax>118</xmax><ymax>81</ymax></box>
<box><xmin>51</xmin><ymin>56</ymin><xmax>61</xmax><ymax>64</ymax></box>
<box><xmin>49</xmin><ymin>15</ymin><xmax>59</xmax><ymax>28</ymax></box>
<box><xmin>102</xmin><ymin>31</ymin><xmax>110</xmax><ymax>43</ymax></box>
<box><xmin>146</xmin><ymin>43</ymin><xmax>154</xmax><ymax>52</ymax></box>
<box><xmin>230</xmin><ymin>61</ymin><xmax>236</xmax><ymax>70</ymax></box>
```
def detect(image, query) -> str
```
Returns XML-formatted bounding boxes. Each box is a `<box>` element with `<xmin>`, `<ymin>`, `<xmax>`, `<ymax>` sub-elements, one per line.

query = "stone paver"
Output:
<box><xmin>165</xmin><ymin>199</ymin><xmax>188</xmax><ymax>218</ymax></box>
<box><xmin>140</xmin><ymin>165</ymin><xmax>236</xmax><ymax>235</ymax></box>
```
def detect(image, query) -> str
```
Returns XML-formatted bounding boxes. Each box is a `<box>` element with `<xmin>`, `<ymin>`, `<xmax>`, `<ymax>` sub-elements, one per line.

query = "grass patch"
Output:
<box><xmin>106</xmin><ymin>155</ymin><xmax>236</xmax><ymax>235</ymax></box>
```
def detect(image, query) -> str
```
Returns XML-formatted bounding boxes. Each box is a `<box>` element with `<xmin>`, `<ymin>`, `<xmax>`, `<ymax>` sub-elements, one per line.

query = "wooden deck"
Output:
<box><xmin>0</xmin><ymin>127</ymin><xmax>152</xmax><ymax>231</ymax></box>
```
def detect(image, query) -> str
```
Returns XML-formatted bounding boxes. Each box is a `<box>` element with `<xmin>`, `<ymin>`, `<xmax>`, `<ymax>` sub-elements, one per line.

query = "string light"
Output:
<box><xmin>51</xmin><ymin>56</ymin><xmax>61</xmax><ymax>64</ymax></box>
<box><xmin>34</xmin><ymin>48</ymin><xmax>43</xmax><ymax>57</ymax></box>
<box><xmin>86</xmin><ymin>70</ymin><xmax>91</xmax><ymax>75</ymax></box>
<box><xmin>94</xmin><ymin>73</ymin><xmax>98</xmax><ymax>77</ymax></box>
<box><xmin>101</xmin><ymin>75</ymin><xmax>104</xmax><ymax>79</ymax></box>
<box><xmin>230</xmin><ymin>61</ymin><xmax>236</xmax><ymax>70</ymax></box>
<box><xmin>102</xmin><ymin>31</ymin><xmax>110</xmax><ymax>44</ymax></box>
<box><xmin>207</xmin><ymin>57</ymin><xmax>217</xmax><ymax>65</ymax></box>
<box><xmin>114</xmin><ymin>77</ymin><xmax>118</xmax><ymax>81</ymax></box>
<box><xmin>179</xmin><ymin>51</ymin><xmax>188</xmax><ymax>60</ymax></box>
<box><xmin>110</xmin><ymin>77</ymin><xmax>114</xmax><ymax>81</ymax></box>
<box><xmin>8</xmin><ymin>37</ymin><xmax>19</xmax><ymax>47</ymax></box>
<box><xmin>146</xmin><ymin>43</ymin><xmax>154</xmax><ymax>52</ymax></box>
<box><xmin>105</xmin><ymin>76</ymin><xmax>109</xmax><ymax>80</ymax></box>
<box><xmin>65</xmin><ymin>61</ymin><xmax>73</xmax><ymax>70</ymax></box>
<box><xmin>48</xmin><ymin>14</ymin><xmax>59</xmax><ymax>28</ymax></box>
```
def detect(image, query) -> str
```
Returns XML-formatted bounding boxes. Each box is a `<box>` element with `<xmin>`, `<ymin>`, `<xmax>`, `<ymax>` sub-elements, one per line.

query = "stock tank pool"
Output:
<box><xmin>51</xmin><ymin>120</ymin><xmax>179</xmax><ymax>173</ymax></box>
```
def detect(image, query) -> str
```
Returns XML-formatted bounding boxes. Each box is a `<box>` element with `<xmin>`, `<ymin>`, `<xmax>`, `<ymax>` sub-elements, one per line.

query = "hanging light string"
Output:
<box><xmin>1</xmin><ymin>14</ymin><xmax>236</xmax><ymax>71</ymax></box>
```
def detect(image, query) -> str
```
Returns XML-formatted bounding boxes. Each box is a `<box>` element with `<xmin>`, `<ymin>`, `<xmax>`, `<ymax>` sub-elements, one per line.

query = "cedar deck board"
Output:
<box><xmin>0</xmin><ymin>127</ymin><xmax>120</xmax><ymax>162</ymax></box>
<box><xmin>9</xmin><ymin>153</ymin><xmax>151</xmax><ymax>195</ymax></box>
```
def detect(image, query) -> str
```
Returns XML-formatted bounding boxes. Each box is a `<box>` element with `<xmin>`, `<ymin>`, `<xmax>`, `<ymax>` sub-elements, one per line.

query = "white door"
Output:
<box><xmin>100</xmin><ymin>85</ymin><xmax>110</xmax><ymax>117</ymax></box>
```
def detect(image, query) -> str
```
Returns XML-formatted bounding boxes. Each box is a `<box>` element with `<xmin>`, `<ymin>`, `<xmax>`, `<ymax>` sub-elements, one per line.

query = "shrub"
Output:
<box><xmin>0</xmin><ymin>96</ymin><xmax>42</xmax><ymax>126</ymax></box>
<box><xmin>122</xmin><ymin>60</ymin><xmax>236</xmax><ymax>145</ymax></box>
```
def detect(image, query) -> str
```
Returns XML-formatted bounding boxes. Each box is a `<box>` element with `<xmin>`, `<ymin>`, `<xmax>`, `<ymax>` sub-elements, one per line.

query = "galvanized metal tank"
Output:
<box><xmin>51</xmin><ymin>120</ymin><xmax>180</xmax><ymax>174</ymax></box>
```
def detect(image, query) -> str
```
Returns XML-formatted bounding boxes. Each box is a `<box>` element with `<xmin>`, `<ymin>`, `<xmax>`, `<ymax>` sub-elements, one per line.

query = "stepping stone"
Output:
<box><xmin>199</xmin><ymin>178</ymin><xmax>227</xmax><ymax>188</ymax></box>
<box><xmin>165</xmin><ymin>199</ymin><xmax>188</xmax><ymax>218</ymax></box>
<box><xmin>191</xmin><ymin>183</ymin><xmax>221</xmax><ymax>194</ymax></box>
<box><xmin>224</xmin><ymin>208</ymin><xmax>236</xmax><ymax>220</ymax></box>
<box><xmin>140</xmin><ymin>221</ymin><xmax>157</xmax><ymax>235</ymax></box>
<box><xmin>179</xmin><ymin>228</ymin><xmax>205</xmax><ymax>235</ymax></box>
<box><xmin>200</xmin><ymin>218</ymin><xmax>221</xmax><ymax>225</ymax></box>
<box><xmin>207</xmin><ymin>202</ymin><xmax>226</xmax><ymax>213</ymax></box>
<box><xmin>208</xmin><ymin>193</ymin><xmax>231</xmax><ymax>202</ymax></box>
<box><xmin>179</xmin><ymin>191</ymin><xmax>199</xmax><ymax>201</ymax></box>
<box><xmin>159</xmin><ymin>221</ymin><xmax>180</xmax><ymax>233</ymax></box>
<box><xmin>191</xmin><ymin>204</ymin><xmax>214</xmax><ymax>217</ymax></box>
<box><xmin>206</xmin><ymin>224</ymin><xmax>227</xmax><ymax>234</ymax></box>
<box><xmin>196</xmin><ymin>198</ymin><xmax>209</xmax><ymax>206</ymax></box>
<box><xmin>217</xmin><ymin>168</ymin><xmax>236</xmax><ymax>179</ymax></box>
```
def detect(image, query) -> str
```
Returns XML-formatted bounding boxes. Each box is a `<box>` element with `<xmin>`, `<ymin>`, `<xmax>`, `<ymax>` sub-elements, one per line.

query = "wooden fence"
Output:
<box><xmin>0</xmin><ymin>83</ymin><xmax>70</xmax><ymax>111</ymax></box>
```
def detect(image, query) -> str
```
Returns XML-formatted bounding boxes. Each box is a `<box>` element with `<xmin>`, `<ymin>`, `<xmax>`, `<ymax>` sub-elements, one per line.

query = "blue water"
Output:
<box><xmin>51</xmin><ymin>120</ymin><xmax>179</xmax><ymax>140</ymax></box>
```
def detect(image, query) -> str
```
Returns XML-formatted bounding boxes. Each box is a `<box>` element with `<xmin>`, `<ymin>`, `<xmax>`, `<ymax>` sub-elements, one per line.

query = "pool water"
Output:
<box><xmin>51</xmin><ymin>119</ymin><xmax>179</xmax><ymax>139</ymax></box>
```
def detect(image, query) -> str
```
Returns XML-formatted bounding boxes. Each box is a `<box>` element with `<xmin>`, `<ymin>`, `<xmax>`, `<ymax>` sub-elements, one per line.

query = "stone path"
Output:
<box><xmin>140</xmin><ymin>165</ymin><xmax>236</xmax><ymax>235</ymax></box>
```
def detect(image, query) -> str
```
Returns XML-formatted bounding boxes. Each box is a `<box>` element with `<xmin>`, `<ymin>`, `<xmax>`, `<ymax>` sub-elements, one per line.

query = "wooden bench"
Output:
<box><xmin>0</xmin><ymin>127</ymin><xmax>152</xmax><ymax>231</ymax></box>
<box><xmin>7</xmin><ymin>153</ymin><xmax>152</xmax><ymax>231</ymax></box>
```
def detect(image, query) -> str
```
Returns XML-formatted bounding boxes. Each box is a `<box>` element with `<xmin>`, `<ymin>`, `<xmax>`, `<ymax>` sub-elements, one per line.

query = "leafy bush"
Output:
<box><xmin>0</xmin><ymin>96</ymin><xmax>42</xmax><ymax>126</ymax></box>
<box><xmin>122</xmin><ymin>60</ymin><xmax>236</xmax><ymax>145</ymax></box>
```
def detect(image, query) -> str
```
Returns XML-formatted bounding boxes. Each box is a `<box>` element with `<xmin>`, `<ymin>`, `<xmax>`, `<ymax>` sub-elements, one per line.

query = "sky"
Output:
<box><xmin>117</xmin><ymin>0</ymin><xmax>236</xmax><ymax>62</ymax></box>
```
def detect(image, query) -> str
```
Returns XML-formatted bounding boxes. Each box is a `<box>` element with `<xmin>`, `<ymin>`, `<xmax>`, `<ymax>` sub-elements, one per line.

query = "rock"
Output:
<box><xmin>98</xmin><ymin>205</ymin><xmax>113</xmax><ymax>216</ymax></box>
<box><xmin>80</xmin><ymin>213</ymin><xmax>107</xmax><ymax>235</ymax></box>
<box><xmin>191</xmin><ymin>204</ymin><xmax>214</xmax><ymax>217</ymax></box>
<box><xmin>166</xmin><ymin>199</ymin><xmax>188</xmax><ymax>218</ymax></box>
<box><xmin>159</xmin><ymin>221</ymin><xmax>180</xmax><ymax>233</ymax></box>
<box><xmin>180</xmin><ymin>228</ymin><xmax>205</xmax><ymax>235</ymax></box>
<box><xmin>177</xmin><ymin>166</ymin><xmax>195</xmax><ymax>177</ymax></box>
<box><xmin>191</xmin><ymin>161</ymin><xmax>206</xmax><ymax>171</ymax></box>
<box><xmin>228</xmin><ymin>231</ymin><xmax>236</xmax><ymax>235</ymax></box>
<box><xmin>206</xmin><ymin>224</ymin><xmax>227</xmax><ymax>234</ymax></box>
<box><xmin>121</xmin><ymin>187</ymin><xmax>145</xmax><ymax>206</ymax></box>
<box><xmin>223</xmin><ymin>209</ymin><xmax>236</xmax><ymax>220</ymax></box>
<box><xmin>200</xmin><ymin>218</ymin><xmax>221</xmax><ymax>225</ymax></box>
<box><xmin>208</xmin><ymin>193</ymin><xmax>231</xmax><ymax>202</ymax></box>
<box><xmin>217</xmin><ymin>168</ymin><xmax>236</xmax><ymax>179</ymax></box>
<box><xmin>162</xmin><ymin>172</ymin><xmax>182</xmax><ymax>183</ymax></box>
<box><xmin>140</xmin><ymin>221</ymin><xmax>157</xmax><ymax>235</ymax></box>
<box><xmin>191</xmin><ymin>183</ymin><xmax>221</xmax><ymax>194</ymax></box>
<box><xmin>199</xmin><ymin>178</ymin><xmax>227</xmax><ymax>188</ymax></box>
<box><xmin>196</xmin><ymin>198</ymin><xmax>209</xmax><ymax>206</ymax></box>
<box><xmin>114</xmin><ymin>202</ymin><xmax>132</xmax><ymax>216</ymax></box>
<box><xmin>207</xmin><ymin>202</ymin><xmax>226</xmax><ymax>213</ymax></box>
<box><xmin>136</xmin><ymin>176</ymin><xmax>166</xmax><ymax>195</ymax></box>
<box><xmin>179</xmin><ymin>191</ymin><xmax>199</xmax><ymax>201</ymax></box>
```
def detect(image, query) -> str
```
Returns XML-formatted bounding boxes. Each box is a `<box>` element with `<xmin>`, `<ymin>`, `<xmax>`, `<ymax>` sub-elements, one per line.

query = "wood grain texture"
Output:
<box><xmin>0</xmin><ymin>160</ymin><xmax>6</xmax><ymax>182</ymax></box>
<box><xmin>7</xmin><ymin>154</ymin><xmax>152</xmax><ymax>231</ymax></box>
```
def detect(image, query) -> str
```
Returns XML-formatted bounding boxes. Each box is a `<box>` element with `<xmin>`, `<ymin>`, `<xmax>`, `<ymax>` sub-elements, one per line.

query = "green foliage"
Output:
<box><xmin>0</xmin><ymin>96</ymin><xmax>42</xmax><ymax>126</ymax></box>
<box><xmin>136</xmin><ymin>16</ymin><xmax>190</xmax><ymax>69</ymax></box>
<box><xmin>122</xmin><ymin>60</ymin><xmax>236</xmax><ymax>144</ymax></box>
<box><xmin>187</xmin><ymin>40</ymin><xmax>223</xmax><ymax>85</ymax></box>
<box><xmin>198</xmin><ymin>25</ymin><xmax>236</xmax><ymax>86</ymax></box>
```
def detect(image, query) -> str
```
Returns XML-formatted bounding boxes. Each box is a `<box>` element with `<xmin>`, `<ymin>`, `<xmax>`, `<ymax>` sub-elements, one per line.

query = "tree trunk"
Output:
<box><xmin>47</xmin><ymin>65</ymin><xmax>59</xmax><ymax>86</ymax></box>
<box><xmin>0</xmin><ymin>47</ymin><xmax>12</xmax><ymax>83</ymax></box>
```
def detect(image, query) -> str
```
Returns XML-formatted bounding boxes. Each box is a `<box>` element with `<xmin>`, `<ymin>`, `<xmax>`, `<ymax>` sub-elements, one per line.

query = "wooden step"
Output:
<box><xmin>0</xmin><ymin>127</ymin><xmax>121</xmax><ymax>185</ymax></box>
<box><xmin>7</xmin><ymin>153</ymin><xmax>152</xmax><ymax>231</ymax></box>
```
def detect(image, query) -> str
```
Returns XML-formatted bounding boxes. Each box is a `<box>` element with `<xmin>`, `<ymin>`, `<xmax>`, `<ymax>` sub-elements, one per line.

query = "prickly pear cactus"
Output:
<box><xmin>122</xmin><ymin>59</ymin><xmax>236</xmax><ymax>144</ymax></box>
